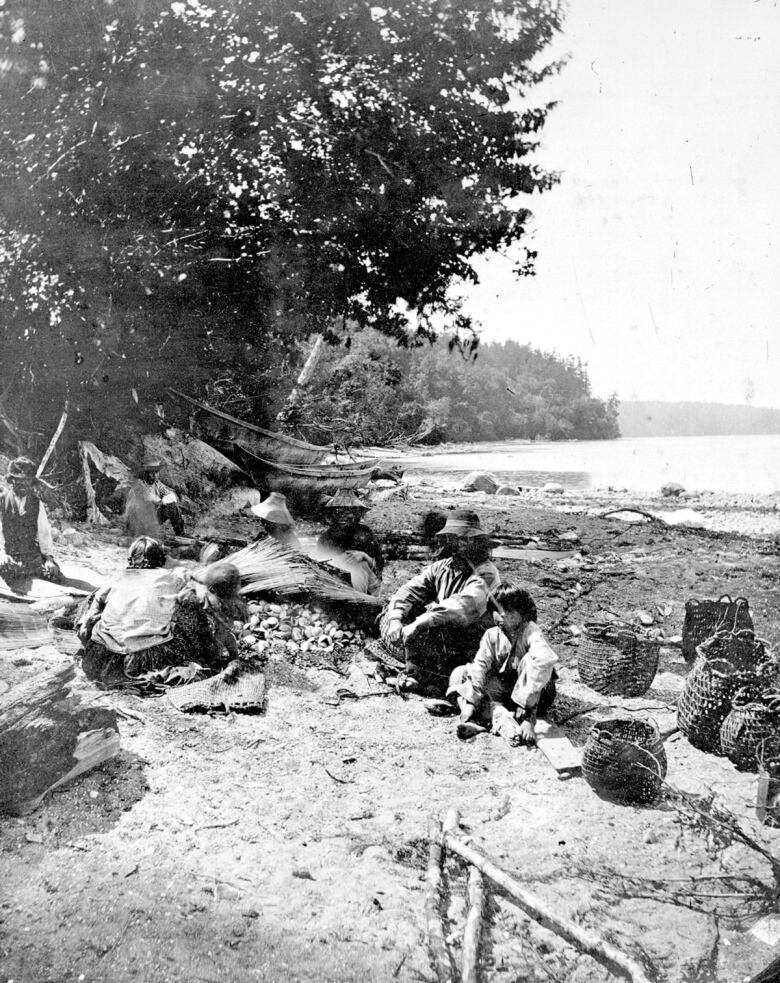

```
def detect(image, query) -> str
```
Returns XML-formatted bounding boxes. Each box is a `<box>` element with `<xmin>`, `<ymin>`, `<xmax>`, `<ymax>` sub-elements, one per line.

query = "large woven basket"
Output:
<box><xmin>167</xmin><ymin>666</ymin><xmax>266</xmax><ymax>712</ymax></box>
<box><xmin>578</xmin><ymin>623</ymin><xmax>660</xmax><ymax>697</ymax></box>
<box><xmin>677</xmin><ymin>631</ymin><xmax>766</xmax><ymax>754</ymax></box>
<box><xmin>720</xmin><ymin>696</ymin><xmax>780</xmax><ymax>772</ymax></box>
<box><xmin>582</xmin><ymin>716</ymin><xmax>667</xmax><ymax>804</ymax></box>
<box><xmin>682</xmin><ymin>595</ymin><xmax>753</xmax><ymax>663</ymax></box>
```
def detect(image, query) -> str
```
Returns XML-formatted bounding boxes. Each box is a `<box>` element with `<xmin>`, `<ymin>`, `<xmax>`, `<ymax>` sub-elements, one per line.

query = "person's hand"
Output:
<box><xmin>401</xmin><ymin>621</ymin><xmax>423</xmax><ymax>645</ymax></box>
<box><xmin>385</xmin><ymin>618</ymin><xmax>404</xmax><ymax>644</ymax></box>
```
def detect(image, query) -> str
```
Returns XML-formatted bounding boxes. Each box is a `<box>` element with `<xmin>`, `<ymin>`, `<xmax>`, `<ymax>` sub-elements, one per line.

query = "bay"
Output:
<box><xmin>391</xmin><ymin>433</ymin><xmax>780</xmax><ymax>495</ymax></box>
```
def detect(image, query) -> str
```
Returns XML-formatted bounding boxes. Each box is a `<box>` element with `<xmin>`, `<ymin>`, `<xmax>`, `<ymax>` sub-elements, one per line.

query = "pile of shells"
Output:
<box><xmin>235</xmin><ymin>598</ymin><xmax>367</xmax><ymax>665</ymax></box>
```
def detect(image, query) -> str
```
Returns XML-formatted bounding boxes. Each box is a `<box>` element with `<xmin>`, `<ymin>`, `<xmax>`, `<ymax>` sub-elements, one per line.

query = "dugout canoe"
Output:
<box><xmin>168</xmin><ymin>388</ymin><xmax>331</xmax><ymax>466</ymax></box>
<box><xmin>231</xmin><ymin>442</ymin><xmax>386</xmax><ymax>496</ymax></box>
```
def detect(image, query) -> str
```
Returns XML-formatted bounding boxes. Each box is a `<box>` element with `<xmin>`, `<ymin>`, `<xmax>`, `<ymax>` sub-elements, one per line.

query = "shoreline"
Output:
<box><xmin>397</xmin><ymin>475</ymin><xmax>780</xmax><ymax>540</ymax></box>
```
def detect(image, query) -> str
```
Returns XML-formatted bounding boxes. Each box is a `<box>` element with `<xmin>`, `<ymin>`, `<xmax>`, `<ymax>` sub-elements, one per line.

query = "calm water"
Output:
<box><xmin>392</xmin><ymin>434</ymin><xmax>780</xmax><ymax>495</ymax></box>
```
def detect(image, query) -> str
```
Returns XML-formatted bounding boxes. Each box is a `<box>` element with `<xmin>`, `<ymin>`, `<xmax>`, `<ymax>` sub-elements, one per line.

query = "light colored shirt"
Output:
<box><xmin>0</xmin><ymin>495</ymin><xmax>53</xmax><ymax>557</ymax></box>
<box><xmin>90</xmin><ymin>568</ymin><xmax>186</xmax><ymax>654</ymax></box>
<box><xmin>466</xmin><ymin>623</ymin><xmax>558</xmax><ymax>710</ymax></box>
<box><xmin>386</xmin><ymin>556</ymin><xmax>500</xmax><ymax>628</ymax></box>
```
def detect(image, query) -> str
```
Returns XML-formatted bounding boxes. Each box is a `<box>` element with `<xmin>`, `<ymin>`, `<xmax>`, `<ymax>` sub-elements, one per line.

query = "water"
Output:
<box><xmin>392</xmin><ymin>434</ymin><xmax>780</xmax><ymax>495</ymax></box>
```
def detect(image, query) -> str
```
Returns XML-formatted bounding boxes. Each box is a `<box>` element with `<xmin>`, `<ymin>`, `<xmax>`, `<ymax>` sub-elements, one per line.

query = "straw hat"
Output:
<box><xmin>251</xmin><ymin>492</ymin><xmax>294</xmax><ymax>526</ymax></box>
<box><xmin>434</xmin><ymin>509</ymin><xmax>486</xmax><ymax>538</ymax></box>
<box><xmin>324</xmin><ymin>489</ymin><xmax>370</xmax><ymax>511</ymax></box>
<box><xmin>7</xmin><ymin>456</ymin><xmax>36</xmax><ymax>479</ymax></box>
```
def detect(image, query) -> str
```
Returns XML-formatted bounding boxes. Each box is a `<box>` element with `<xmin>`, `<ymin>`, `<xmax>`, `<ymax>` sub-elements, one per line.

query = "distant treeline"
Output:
<box><xmin>619</xmin><ymin>401</ymin><xmax>780</xmax><ymax>437</ymax></box>
<box><xmin>294</xmin><ymin>333</ymin><xmax>620</xmax><ymax>445</ymax></box>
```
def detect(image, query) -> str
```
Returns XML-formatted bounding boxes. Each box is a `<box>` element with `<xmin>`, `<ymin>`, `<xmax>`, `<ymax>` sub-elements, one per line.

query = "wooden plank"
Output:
<box><xmin>535</xmin><ymin>720</ymin><xmax>582</xmax><ymax>774</ymax></box>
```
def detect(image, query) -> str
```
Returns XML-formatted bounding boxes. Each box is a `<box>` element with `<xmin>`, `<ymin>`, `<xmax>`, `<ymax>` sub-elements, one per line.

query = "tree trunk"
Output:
<box><xmin>0</xmin><ymin>663</ymin><xmax>120</xmax><ymax>815</ymax></box>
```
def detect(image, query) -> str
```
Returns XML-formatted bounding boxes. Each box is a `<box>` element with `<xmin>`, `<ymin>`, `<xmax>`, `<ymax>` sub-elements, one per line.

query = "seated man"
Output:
<box><xmin>379</xmin><ymin>509</ymin><xmax>499</xmax><ymax>693</ymax></box>
<box><xmin>126</xmin><ymin>455</ymin><xmax>184</xmax><ymax>537</ymax></box>
<box><xmin>313</xmin><ymin>490</ymin><xmax>383</xmax><ymax>596</ymax></box>
<box><xmin>0</xmin><ymin>456</ymin><xmax>61</xmax><ymax>584</ymax></box>
<box><xmin>447</xmin><ymin>584</ymin><xmax>558</xmax><ymax>746</ymax></box>
<box><xmin>251</xmin><ymin>492</ymin><xmax>301</xmax><ymax>549</ymax></box>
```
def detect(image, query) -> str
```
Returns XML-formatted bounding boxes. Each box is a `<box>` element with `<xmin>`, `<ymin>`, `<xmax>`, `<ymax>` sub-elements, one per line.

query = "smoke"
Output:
<box><xmin>122</xmin><ymin>481</ymin><xmax>162</xmax><ymax>539</ymax></box>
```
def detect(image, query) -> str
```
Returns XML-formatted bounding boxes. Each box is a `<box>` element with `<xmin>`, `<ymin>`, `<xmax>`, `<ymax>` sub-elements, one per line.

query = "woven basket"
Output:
<box><xmin>582</xmin><ymin>716</ymin><xmax>667</xmax><ymax>804</ymax></box>
<box><xmin>682</xmin><ymin>595</ymin><xmax>753</xmax><ymax>663</ymax></box>
<box><xmin>167</xmin><ymin>667</ymin><xmax>266</xmax><ymax>712</ymax></box>
<box><xmin>720</xmin><ymin>697</ymin><xmax>780</xmax><ymax>771</ymax></box>
<box><xmin>677</xmin><ymin>631</ymin><xmax>766</xmax><ymax>754</ymax></box>
<box><xmin>578</xmin><ymin>623</ymin><xmax>660</xmax><ymax>697</ymax></box>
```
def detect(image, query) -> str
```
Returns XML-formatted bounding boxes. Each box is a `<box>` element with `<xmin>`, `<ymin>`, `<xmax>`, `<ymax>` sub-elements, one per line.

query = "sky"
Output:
<box><xmin>462</xmin><ymin>0</ymin><xmax>780</xmax><ymax>407</ymax></box>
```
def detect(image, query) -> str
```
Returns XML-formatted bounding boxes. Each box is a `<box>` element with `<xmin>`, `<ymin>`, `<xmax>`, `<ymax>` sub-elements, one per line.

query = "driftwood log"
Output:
<box><xmin>425</xmin><ymin>816</ymin><xmax>455</xmax><ymax>983</ymax></box>
<box><xmin>461</xmin><ymin>865</ymin><xmax>485</xmax><ymax>983</ymax></box>
<box><xmin>443</xmin><ymin>833</ymin><xmax>653</xmax><ymax>983</ymax></box>
<box><xmin>0</xmin><ymin>663</ymin><xmax>120</xmax><ymax>815</ymax></box>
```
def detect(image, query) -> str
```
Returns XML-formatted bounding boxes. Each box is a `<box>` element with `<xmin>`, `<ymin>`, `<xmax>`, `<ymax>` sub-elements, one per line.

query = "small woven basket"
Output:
<box><xmin>677</xmin><ymin>631</ymin><xmax>766</xmax><ymax>754</ymax></box>
<box><xmin>682</xmin><ymin>595</ymin><xmax>753</xmax><ymax>663</ymax></box>
<box><xmin>721</xmin><ymin>696</ymin><xmax>780</xmax><ymax>772</ymax></box>
<box><xmin>578</xmin><ymin>623</ymin><xmax>660</xmax><ymax>697</ymax></box>
<box><xmin>582</xmin><ymin>716</ymin><xmax>667</xmax><ymax>804</ymax></box>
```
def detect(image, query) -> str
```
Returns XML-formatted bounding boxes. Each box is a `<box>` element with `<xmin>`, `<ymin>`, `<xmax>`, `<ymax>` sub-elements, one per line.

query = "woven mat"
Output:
<box><xmin>167</xmin><ymin>669</ymin><xmax>266</xmax><ymax>713</ymax></box>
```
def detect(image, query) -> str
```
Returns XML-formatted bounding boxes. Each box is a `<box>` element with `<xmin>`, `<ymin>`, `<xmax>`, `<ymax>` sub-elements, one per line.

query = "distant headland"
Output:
<box><xmin>619</xmin><ymin>401</ymin><xmax>780</xmax><ymax>437</ymax></box>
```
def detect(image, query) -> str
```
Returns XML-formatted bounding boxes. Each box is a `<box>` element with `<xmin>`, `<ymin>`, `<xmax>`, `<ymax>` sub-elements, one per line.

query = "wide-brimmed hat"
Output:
<box><xmin>324</xmin><ymin>489</ymin><xmax>370</xmax><ymax>511</ymax></box>
<box><xmin>7</xmin><ymin>456</ymin><xmax>36</xmax><ymax>479</ymax></box>
<box><xmin>250</xmin><ymin>492</ymin><xmax>294</xmax><ymax>526</ymax></box>
<box><xmin>434</xmin><ymin>509</ymin><xmax>486</xmax><ymax>538</ymax></box>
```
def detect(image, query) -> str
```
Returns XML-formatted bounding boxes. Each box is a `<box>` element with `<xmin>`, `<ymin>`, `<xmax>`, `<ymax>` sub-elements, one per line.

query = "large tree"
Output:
<box><xmin>0</xmin><ymin>0</ymin><xmax>562</xmax><ymax>450</ymax></box>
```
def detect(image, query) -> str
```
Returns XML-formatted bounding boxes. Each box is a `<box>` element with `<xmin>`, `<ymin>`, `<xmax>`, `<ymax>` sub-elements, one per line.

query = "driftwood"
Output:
<box><xmin>461</xmin><ymin>865</ymin><xmax>485</xmax><ymax>983</ymax></box>
<box><xmin>442</xmin><ymin>833</ymin><xmax>653</xmax><ymax>983</ymax></box>
<box><xmin>599</xmin><ymin>508</ymin><xmax>663</xmax><ymax>524</ymax></box>
<box><xmin>0</xmin><ymin>663</ymin><xmax>120</xmax><ymax>814</ymax></box>
<box><xmin>36</xmin><ymin>402</ymin><xmax>69</xmax><ymax>479</ymax></box>
<box><xmin>426</xmin><ymin>816</ymin><xmax>456</xmax><ymax>983</ymax></box>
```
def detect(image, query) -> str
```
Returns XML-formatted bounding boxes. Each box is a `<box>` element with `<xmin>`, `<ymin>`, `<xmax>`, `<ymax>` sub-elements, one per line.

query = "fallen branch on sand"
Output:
<box><xmin>425</xmin><ymin>810</ymin><xmax>458</xmax><ymax>983</ymax></box>
<box><xmin>442</xmin><ymin>828</ymin><xmax>653</xmax><ymax>983</ymax></box>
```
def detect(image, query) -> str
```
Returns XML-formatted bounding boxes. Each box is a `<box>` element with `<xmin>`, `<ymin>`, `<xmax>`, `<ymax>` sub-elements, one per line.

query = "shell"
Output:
<box><xmin>261</xmin><ymin>617</ymin><xmax>279</xmax><ymax>630</ymax></box>
<box><xmin>317</xmin><ymin>635</ymin><xmax>334</xmax><ymax>651</ymax></box>
<box><xmin>291</xmin><ymin>627</ymin><xmax>303</xmax><ymax>642</ymax></box>
<box><xmin>304</xmin><ymin>626</ymin><xmax>319</xmax><ymax>639</ymax></box>
<box><xmin>241</xmin><ymin>634</ymin><xmax>258</xmax><ymax>646</ymax></box>
<box><xmin>285</xmin><ymin>640</ymin><xmax>300</xmax><ymax>654</ymax></box>
<box><xmin>277</xmin><ymin>625</ymin><xmax>293</xmax><ymax>638</ymax></box>
<box><xmin>300</xmin><ymin>640</ymin><xmax>311</xmax><ymax>652</ymax></box>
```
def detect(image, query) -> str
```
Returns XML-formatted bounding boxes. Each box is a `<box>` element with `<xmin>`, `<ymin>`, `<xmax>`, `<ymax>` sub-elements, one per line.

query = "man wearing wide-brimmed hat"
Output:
<box><xmin>378</xmin><ymin>509</ymin><xmax>500</xmax><ymax>693</ymax></box>
<box><xmin>0</xmin><ymin>456</ymin><xmax>61</xmax><ymax>583</ymax></box>
<box><xmin>251</xmin><ymin>492</ymin><xmax>301</xmax><ymax>549</ymax></box>
<box><xmin>132</xmin><ymin>454</ymin><xmax>185</xmax><ymax>536</ymax></box>
<box><xmin>312</xmin><ymin>489</ymin><xmax>384</xmax><ymax>596</ymax></box>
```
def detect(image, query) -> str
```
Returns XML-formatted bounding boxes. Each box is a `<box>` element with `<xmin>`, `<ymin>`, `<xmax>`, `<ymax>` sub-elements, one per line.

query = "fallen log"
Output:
<box><xmin>461</xmin><ymin>865</ymin><xmax>485</xmax><ymax>983</ymax></box>
<box><xmin>425</xmin><ymin>816</ymin><xmax>456</xmax><ymax>983</ymax></box>
<box><xmin>442</xmin><ymin>833</ymin><xmax>653</xmax><ymax>983</ymax></box>
<box><xmin>0</xmin><ymin>663</ymin><xmax>120</xmax><ymax>815</ymax></box>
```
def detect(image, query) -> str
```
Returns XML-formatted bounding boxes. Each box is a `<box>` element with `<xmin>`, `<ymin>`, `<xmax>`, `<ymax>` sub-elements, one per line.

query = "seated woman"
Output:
<box><xmin>77</xmin><ymin>536</ymin><xmax>241</xmax><ymax>687</ymax></box>
<box><xmin>447</xmin><ymin>584</ymin><xmax>558</xmax><ymax>746</ymax></box>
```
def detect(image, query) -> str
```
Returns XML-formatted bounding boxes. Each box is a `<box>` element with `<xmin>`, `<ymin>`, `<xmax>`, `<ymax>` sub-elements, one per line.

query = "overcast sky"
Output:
<box><xmin>462</xmin><ymin>0</ymin><xmax>780</xmax><ymax>407</ymax></box>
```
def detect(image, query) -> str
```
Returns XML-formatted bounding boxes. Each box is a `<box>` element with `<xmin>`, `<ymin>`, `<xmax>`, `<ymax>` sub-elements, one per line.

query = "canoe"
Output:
<box><xmin>168</xmin><ymin>388</ymin><xmax>331</xmax><ymax>466</ymax></box>
<box><xmin>231</xmin><ymin>442</ymin><xmax>383</xmax><ymax>497</ymax></box>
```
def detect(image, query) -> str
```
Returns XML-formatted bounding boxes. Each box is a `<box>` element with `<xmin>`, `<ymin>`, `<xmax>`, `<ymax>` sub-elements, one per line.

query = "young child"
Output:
<box><xmin>447</xmin><ymin>583</ymin><xmax>558</xmax><ymax>746</ymax></box>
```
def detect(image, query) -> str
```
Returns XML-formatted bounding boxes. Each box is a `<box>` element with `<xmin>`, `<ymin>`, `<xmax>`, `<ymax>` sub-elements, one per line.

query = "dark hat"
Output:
<box><xmin>324</xmin><ymin>489</ymin><xmax>370</xmax><ymax>511</ymax></box>
<box><xmin>7</xmin><ymin>456</ymin><xmax>36</xmax><ymax>479</ymax></box>
<box><xmin>434</xmin><ymin>509</ymin><xmax>485</xmax><ymax>538</ymax></box>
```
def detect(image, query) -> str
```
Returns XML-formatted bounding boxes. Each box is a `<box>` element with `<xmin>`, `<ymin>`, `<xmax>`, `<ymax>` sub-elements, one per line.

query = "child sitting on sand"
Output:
<box><xmin>446</xmin><ymin>584</ymin><xmax>558</xmax><ymax>746</ymax></box>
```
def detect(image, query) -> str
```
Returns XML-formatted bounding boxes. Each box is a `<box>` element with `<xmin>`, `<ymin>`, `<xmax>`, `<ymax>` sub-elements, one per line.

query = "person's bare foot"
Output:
<box><xmin>425</xmin><ymin>698</ymin><xmax>457</xmax><ymax>716</ymax></box>
<box><xmin>456</xmin><ymin>721</ymin><xmax>487</xmax><ymax>741</ymax></box>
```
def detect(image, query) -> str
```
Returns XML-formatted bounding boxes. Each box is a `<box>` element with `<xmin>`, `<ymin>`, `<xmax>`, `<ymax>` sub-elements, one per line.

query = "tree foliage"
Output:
<box><xmin>0</xmin><ymin>0</ymin><xmax>562</xmax><ymax>451</ymax></box>
<box><xmin>293</xmin><ymin>331</ymin><xmax>620</xmax><ymax>444</ymax></box>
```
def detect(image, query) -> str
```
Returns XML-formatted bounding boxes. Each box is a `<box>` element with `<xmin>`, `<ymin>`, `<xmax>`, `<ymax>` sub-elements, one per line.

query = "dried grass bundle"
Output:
<box><xmin>225</xmin><ymin>538</ymin><xmax>380</xmax><ymax>607</ymax></box>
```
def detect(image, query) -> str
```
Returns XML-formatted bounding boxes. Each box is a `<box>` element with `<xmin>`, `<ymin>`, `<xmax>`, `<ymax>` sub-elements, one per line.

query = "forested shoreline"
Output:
<box><xmin>283</xmin><ymin>332</ymin><xmax>620</xmax><ymax>446</ymax></box>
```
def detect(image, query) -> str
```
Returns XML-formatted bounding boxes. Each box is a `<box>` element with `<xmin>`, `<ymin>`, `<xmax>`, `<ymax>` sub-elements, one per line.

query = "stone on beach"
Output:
<box><xmin>460</xmin><ymin>471</ymin><xmax>499</xmax><ymax>494</ymax></box>
<box><xmin>495</xmin><ymin>484</ymin><xmax>521</xmax><ymax>496</ymax></box>
<box><xmin>661</xmin><ymin>482</ymin><xmax>685</xmax><ymax>497</ymax></box>
<box><xmin>541</xmin><ymin>482</ymin><xmax>564</xmax><ymax>495</ymax></box>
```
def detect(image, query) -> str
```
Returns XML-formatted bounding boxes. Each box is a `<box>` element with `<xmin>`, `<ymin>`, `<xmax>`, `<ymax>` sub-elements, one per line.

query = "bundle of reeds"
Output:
<box><xmin>224</xmin><ymin>538</ymin><xmax>381</xmax><ymax>607</ymax></box>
